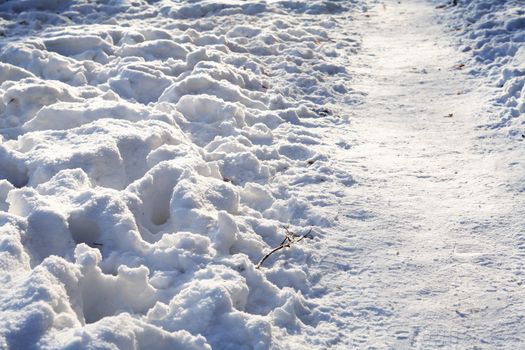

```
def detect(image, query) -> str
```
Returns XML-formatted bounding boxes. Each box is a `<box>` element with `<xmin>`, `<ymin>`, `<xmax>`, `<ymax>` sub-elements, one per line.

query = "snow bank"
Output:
<box><xmin>436</xmin><ymin>0</ymin><xmax>525</xmax><ymax>134</ymax></box>
<box><xmin>0</xmin><ymin>0</ymin><xmax>361</xmax><ymax>348</ymax></box>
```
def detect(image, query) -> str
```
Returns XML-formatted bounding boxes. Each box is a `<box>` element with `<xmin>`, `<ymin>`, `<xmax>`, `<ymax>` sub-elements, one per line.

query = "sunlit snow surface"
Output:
<box><xmin>0</xmin><ymin>0</ymin><xmax>363</xmax><ymax>348</ymax></box>
<box><xmin>436</xmin><ymin>0</ymin><xmax>525</xmax><ymax>135</ymax></box>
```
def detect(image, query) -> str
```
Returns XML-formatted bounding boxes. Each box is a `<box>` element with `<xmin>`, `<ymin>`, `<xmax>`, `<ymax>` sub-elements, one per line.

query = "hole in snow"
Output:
<box><xmin>116</xmin><ymin>138</ymin><xmax>152</xmax><ymax>186</ymax></box>
<box><xmin>150</xmin><ymin>199</ymin><xmax>170</xmax><ymax>226</ymax></box>
<box><xmin>0</xmin><ymin>162</ymin><xmax>29</xmax><ymax>188</ymax></box>
<box><xmin>68</xmin><ymin>215</ymin><xmax>102</xmax><ymax>248</ymax></box>
<box><xmin>140</xmin><ymin>176</ymin><xmax>176</xmax><ymax>231</ymax></box>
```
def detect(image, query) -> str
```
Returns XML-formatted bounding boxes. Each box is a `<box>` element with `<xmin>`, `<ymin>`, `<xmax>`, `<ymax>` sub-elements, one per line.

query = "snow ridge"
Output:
<box><xmin>436</xmin><ymin>0</ymin><xmax>525</xmax><ymax>134</ymax></box>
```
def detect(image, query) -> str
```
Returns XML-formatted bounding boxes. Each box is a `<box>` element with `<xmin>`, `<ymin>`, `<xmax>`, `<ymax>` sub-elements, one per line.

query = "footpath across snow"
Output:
<box><xmin>306</xmin><ymin>0</ymin><xmax>525</xmax><ymax>348</ymax></box>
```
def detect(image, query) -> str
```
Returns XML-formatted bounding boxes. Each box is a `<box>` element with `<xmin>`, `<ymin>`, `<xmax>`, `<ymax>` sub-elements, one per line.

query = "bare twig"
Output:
<box><xmin>256</xmin><ymin>226</ymin><xmax>313</xmax><ymax>269</ymax></box>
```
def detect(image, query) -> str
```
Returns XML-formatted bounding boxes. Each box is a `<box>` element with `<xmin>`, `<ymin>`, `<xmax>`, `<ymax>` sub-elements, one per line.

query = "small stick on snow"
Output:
<box><xmin>256</xmin><ymin>227</ymin><xmax>313</xmax><ymax>269</ymax></box>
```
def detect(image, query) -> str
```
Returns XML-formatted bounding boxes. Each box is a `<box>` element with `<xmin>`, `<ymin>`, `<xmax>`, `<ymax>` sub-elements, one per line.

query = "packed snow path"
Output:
<box><xmin>305</xmin><ymin>0</ymin><xmax>525</xmax><ymax>348</ymax></box>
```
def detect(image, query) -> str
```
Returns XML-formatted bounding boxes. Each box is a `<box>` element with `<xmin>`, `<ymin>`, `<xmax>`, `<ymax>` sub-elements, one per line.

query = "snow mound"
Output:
<box><xmin>0</xmin><ymin>0</ymin><xmax>362</xmax><ymax>348</ymax></box>
<box><xmin>437</xmin><ymin>0</ymin><xmax>525</xmax><ymax>134</ymax></box>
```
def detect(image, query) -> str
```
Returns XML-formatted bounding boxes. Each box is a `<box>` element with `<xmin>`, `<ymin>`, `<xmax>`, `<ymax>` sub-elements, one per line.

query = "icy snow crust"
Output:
<box><xmin>437</xmin><ymin>0</ymin><xmax>525</xmax><ymax>134</ymax></box>
<box><xmin>0</xmin><ymin>0</ymin><xmax>361</xmax><ymax>348</ymax></box>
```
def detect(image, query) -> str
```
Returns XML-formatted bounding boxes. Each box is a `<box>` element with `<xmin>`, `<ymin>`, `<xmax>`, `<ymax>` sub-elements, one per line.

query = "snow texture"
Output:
<box><xmin>436</xmin><ymin>0</ymin><xmax>525</xmax><ymax>134</ymax></box>
<box><xmin>2</xmin><ymin>0</ymin><xmax>523</xmax><ymax>348</ymax></box>
<box><xmin>0</xmin><ymin>0</ymin><xmax>362</xmax><ymax>348</ymax></box>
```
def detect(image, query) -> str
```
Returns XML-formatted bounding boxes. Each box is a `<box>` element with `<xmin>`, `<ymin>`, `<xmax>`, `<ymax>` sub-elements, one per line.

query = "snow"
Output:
<box><xmin>302</xmin><ymin>0</ymin><xmax>525</xmax><ymax>348</ymax></box>
<box><xmin>435</xmin><ymin>0</ymin><xmax>525</xmax><ymax>134</ymax></box>
<box><xmin>0</xmin><ymin>0</ymin><xmax>360</xmax><ymax>348</ymax></box>
<box><xmin>1</xmin><ymin>0</ymin><xmax>524</xmax><ymax>348</ymax></box>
